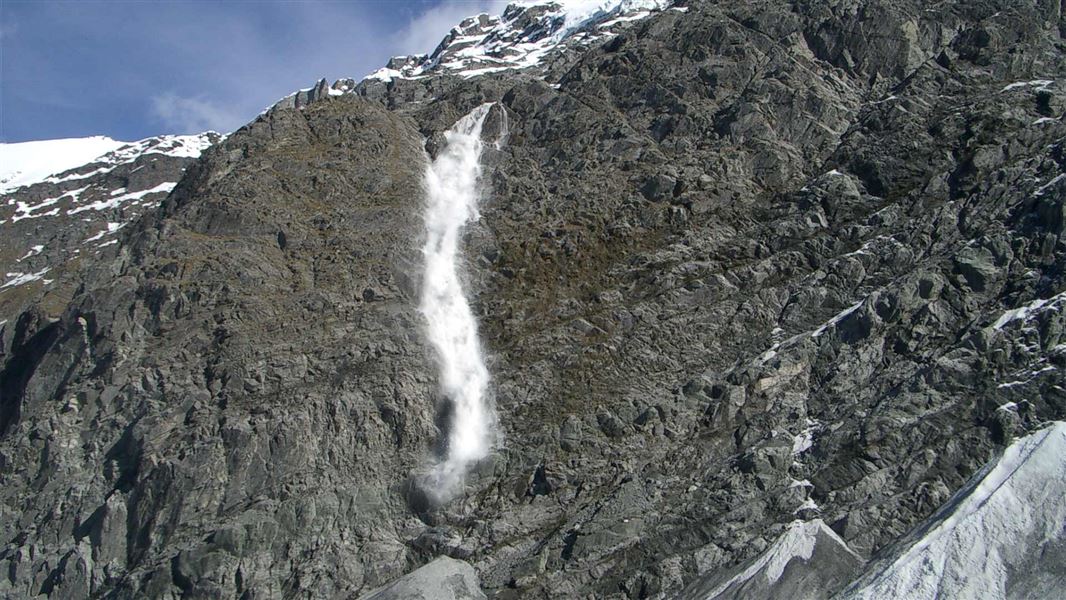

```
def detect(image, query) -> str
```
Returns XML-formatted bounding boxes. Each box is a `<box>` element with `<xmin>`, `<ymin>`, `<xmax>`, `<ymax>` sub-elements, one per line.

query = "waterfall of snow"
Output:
<box><xmin>419</xmin><ymin>103</ymin><xmax>497</xmax><ymax>501</ymax></box>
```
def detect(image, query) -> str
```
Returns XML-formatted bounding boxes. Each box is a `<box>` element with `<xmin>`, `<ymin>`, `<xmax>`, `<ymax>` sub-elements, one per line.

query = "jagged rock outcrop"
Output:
<box><xmin>1</xmin><ymin>0</ymin><xmax>1064</xmax><ymax>598</ymax></box>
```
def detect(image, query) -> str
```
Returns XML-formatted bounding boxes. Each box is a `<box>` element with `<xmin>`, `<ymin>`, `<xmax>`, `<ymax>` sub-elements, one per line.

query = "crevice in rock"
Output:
<box><xmin>0</xmin><ymin>312</ymin><xmax>61</xmax><ymax>438</ymax></box>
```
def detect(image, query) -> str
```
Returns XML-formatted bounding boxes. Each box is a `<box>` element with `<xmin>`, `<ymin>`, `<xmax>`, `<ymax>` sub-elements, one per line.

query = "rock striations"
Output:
<box><xmin>1</xmin><ymin>0</ymin><xmax>1065</xmax><ymax>598</ymax></box>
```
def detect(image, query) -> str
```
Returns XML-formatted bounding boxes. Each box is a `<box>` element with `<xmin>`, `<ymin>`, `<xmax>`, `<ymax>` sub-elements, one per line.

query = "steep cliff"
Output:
<box><xmin>1</xmin><ymin>0</ymin><xmax>1064</xmax><ymax>598</ymax></box>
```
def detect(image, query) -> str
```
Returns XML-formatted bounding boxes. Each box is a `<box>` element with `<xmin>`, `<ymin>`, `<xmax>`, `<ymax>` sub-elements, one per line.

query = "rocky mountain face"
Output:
<box><xmin>0</xmin><ymin>133</ymin><xmax>221</xmax><ymax>338</ymax></box>
<box><xmin>1</xmin><ymin>0</ymin><xmax>1065</xmax><ymax>598</ymax></box>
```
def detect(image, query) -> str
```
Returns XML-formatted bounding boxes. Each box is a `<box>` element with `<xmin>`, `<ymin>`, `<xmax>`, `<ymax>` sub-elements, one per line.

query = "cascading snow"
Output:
<box><xmin>419</xmin><ymin>103</ymin><xmax>498</xmax><ymax>502</ymax></box>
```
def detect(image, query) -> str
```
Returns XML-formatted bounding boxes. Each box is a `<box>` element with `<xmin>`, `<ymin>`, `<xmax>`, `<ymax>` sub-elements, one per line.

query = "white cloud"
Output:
<box><xmin>150</xmin><ymin>93</ymin><xmax>244</xmax><ymax>134</ymax></box>
<box><xmin>148</xmin><ymin>1</ymin><xmax>513</xmax><ymax>136</ymax></box>
<box><xmin>392</xmin><ymin>0</ymin><xmax>511</xmax><ymax>58</ymax></box>
<box><xmin>146</xmin><ymin>2</ymin><xmax>515</xmax><ymax>135</ymax></box>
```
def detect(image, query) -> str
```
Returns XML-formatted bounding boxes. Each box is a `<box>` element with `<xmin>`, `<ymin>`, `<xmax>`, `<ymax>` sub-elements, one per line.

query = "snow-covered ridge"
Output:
<box><xmin>0</xmin><ymin>131</ymin><xmax>222</xmax><ymax>294</ymax></box>
<box><xmin>0</xmin><ymin>133</ymin><xmax>219</xmax><ymax>195</ymax></box>
<box><xmin>2</xmin><ymin>132</ymin><xmax>219</xmax><ymax>228</ymax></box>
<box><xmin>364</xmin><ymin>0</ymin><xmax>673</xmax><ymax>83</ymax></box>
<box><xmin>0</xmin><ymin>136</ymin><xmax>125</xmax><ymax>194</ymax></box>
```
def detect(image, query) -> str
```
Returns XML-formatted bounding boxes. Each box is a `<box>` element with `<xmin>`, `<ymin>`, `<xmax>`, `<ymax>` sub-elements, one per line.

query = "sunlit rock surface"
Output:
<box><xmin>1</xmin><ymin>0</ymin><xmax>1064</xmax><ymax>597</ymax></box>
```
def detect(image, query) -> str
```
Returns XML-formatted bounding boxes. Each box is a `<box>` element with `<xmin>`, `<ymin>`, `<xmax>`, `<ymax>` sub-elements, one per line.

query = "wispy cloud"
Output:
<box><xmin>150</xmin><ymin>93</ymin><xmax>244</xmax><ymax>134</ymax></box>
<box><xmin>3</xmin><ymin>1</ymin><xmax>520</xmax><ymax>141</ymax></box>
<box><xmin>392</xmin><ymin>0</ymin><xmax>511</xmax><ymax>58</ymax></box>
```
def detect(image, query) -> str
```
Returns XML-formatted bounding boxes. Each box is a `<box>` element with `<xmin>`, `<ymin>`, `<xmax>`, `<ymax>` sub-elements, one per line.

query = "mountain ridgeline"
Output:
<box><xmin>1</xmin><ymin>0</ymin><xmax>1065</xmax><ymax>598</ymax></box>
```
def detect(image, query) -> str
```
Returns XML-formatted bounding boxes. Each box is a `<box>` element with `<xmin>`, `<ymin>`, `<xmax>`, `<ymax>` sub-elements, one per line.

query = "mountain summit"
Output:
<box><xmin>363</xmin><ymin>0</ymin><xmax>675</xmax><ymax>82</ymax></box>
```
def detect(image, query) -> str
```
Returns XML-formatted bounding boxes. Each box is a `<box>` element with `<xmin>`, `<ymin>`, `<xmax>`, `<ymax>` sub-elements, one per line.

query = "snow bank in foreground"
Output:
<box><xmin>837</xmin><ymin>422</ymin><xmax>1066</xmax><ymax>599</ymax></box>
<box><xmin>680</xmin><ymin>519</ymin><xmax>863</xmax><ymax>600</ymax></box>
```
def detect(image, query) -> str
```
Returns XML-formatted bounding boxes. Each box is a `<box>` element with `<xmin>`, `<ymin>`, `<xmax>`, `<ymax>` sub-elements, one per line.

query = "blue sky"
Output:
<box><xmin>0</xmin><ymin>0</ymin><xmax>508</xmax><ymax>142</ymax></box>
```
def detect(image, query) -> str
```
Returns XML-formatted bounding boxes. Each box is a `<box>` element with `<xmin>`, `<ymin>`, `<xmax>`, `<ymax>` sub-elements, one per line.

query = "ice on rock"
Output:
<box><xmin>1</xmin><ymin>268</ymin><xmax>52</xmax><ymax>290</ymax></box>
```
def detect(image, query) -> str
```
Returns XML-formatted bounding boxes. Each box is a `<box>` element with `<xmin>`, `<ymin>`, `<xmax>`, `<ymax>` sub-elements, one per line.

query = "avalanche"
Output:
<box><xmin>418</xmin><ymin>104</ymin><xmax>500</xmax><ymax>502</ymax></box>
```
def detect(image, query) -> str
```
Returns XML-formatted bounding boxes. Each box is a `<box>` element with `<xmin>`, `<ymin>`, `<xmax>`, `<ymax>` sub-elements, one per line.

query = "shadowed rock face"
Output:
<box><xmin>2</xmin><ymin>0</ymin><xmax>1066</xmax><ymax>598</ymax></box>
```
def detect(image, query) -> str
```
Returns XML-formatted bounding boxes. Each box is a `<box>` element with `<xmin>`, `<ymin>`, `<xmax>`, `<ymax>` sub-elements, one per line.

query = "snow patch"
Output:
<box><xmin>1</xmin><ymin>268</ymin><xmax>51</xmax><ymax>290</ymax></box>
<box><xmin>792</xmin><ymin>423</ymin><xmax>816</xmax><ymax>455</ymax></box>
<box><xmin>366</xmin><ymin>68</ymin><xmax>404</xmax><ymax>83</ymax></box>
<box><xmin>84</xmin><ymin>222</ymin><xmax>125</xmax><ymax>243</ymax></box>
<box><xmin>1000</xmin><ymin>79</ymin><xmax>1053</xmax><ymax>92</ymax></box>
<box><xmin>812</xmin><ymin>300</ymin><xmax>864</xmax><ymax>338</ymax></box>
<box><xmin>1034</xmin><ymin>173</ymin><xmax>1065</xmax><ymax>196</ymax></box>
<box><xmin>991</xmin><ymin>291</ymin><xmax>1066</xmax><ymax>330</ymax></box>
<box><xmin>42</xmin><ymin>167</ymin><xmax>113</xmax><ymax>186</ymax></box>
<box><xmin>599</xmin><ymin>10</ymin><xmax>651</xmax><ymax>28</ymax></box>
<box><xmin>69</xmin><ymin>182</ymin><xmax>176</xmax><ymax>214</ymax></box>
<box><xmin>96</xmin><ymin>133</ymin><xmax>217</xmax><ymax>164</ymax></box>
<box><xmin>16</xmin><ymin>245</ymin><xmax>44</xmax><ymax>261</ymax></box>
<box><xmin>11</xmin><ymin>186</ymin><xmax>91</xmax><ymax>222</ymax></box>
<box><xmin>756</xmin><ymin>297</ymin><xmax>868</xmax><ymax>365</ymax></box>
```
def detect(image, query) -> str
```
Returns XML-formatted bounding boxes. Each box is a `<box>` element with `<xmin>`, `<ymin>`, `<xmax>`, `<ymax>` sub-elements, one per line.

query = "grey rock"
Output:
<box><xmin>1</xmin><ymin>0</ymin><xmax>1065</xmax><ymax>598</ymax></box>
<box><xmin>358</xmin><ymin>557</ymin><xmax>486</xmax><ymax>600</ymax></box>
